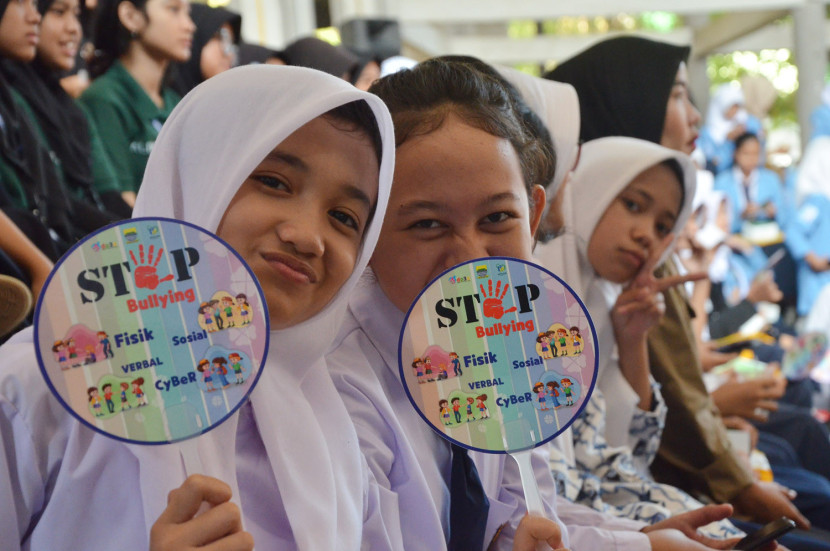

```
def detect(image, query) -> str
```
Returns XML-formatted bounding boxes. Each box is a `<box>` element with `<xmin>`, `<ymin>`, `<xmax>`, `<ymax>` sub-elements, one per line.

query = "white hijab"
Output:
<box><xmin>795</xmin><ymin>136</ymin><xmax>830</xmax><ymax>206</ymax></box>
<box><xmin>700</xmin><ymin>190</ymin><xmax>732</xmax><ymax>285</ymax></box>
<box><xmin>562</xmin><ymin>138</ymin><xmax>696</xmax><ymax>444</ymax></box>
<box><xmin>132</xmin><ymin>65</ymin><xmax>395</xmax><ymax>549</ymax></box>
<box><xmin>705</xmin><ymin>83</ymin><xmax>747</xmax><ymax>145</ymax></box>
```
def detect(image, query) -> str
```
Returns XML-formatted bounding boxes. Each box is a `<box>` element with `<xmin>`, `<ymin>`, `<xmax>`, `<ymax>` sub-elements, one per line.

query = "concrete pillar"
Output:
<box><xmin>236</xmin><ymin>0</ymin><xmax>316</xmax><ymax>48</ymax></box>
<box><xmin>793</xmin><ymin>0</ymin><xmax>827</xmax><ymax>148</ymax></box>
<box><xmin>685</xmin><ymin>14</ymin><xmax>712</xmax><ymax>118</ymax></box>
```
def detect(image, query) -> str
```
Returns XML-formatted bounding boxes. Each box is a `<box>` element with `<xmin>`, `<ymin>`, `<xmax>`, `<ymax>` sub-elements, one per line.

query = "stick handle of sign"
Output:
<box><xmin>512</xmin><ymin>449</ymin><xmax>552</xmax><ymax>551</ymax></box>
<box><xmin>180</xmin><ymin>440</ymin><xmax>212</xmax><ymax>516</ymax></box>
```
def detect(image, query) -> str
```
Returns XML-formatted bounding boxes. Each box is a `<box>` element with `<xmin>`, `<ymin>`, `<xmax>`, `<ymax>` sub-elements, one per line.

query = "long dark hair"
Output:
<box><xmin>89</xmin><ymin>0</ymin><xmax>149</xmax><ymax>78</ymax></box>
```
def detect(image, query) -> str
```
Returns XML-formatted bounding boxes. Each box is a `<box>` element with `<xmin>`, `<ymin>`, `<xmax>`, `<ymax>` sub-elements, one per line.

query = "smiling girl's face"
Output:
<box><xmin>216</xmin><ymin>113</ymin><xmax>379</xmax><ymax>329</ymax></box>
<box><xmin>369</xmin><ymin>113</ymin><xmax>545</xmax><ymax>313</ymax></box>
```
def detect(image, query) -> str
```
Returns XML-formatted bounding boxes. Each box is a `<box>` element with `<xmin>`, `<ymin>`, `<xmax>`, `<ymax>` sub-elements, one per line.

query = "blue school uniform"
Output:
<box><xmin>810</xmin><ymin>104</ymin><xmax>830</xmax><ymax>141</ymax></box>
<box><xmin>698</xmin><ymin>114</ymin><xmax>763</xmax><ymax>174</ymax></box>
<box><xmin>785</xmin><ymin>193</ymin><xmax>830</xmax><ymax>315</ymax></box>
<box><xmin>714</xmin><ymin>166</ymin><xmax>786</xmax><ymax>233</ymax></box>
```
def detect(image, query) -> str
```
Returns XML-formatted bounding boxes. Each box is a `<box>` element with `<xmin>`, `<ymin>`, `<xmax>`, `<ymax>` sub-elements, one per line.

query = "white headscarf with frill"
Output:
<box><xmin>132</xmin><ymin>65</ymin><xmax>395</xmax><ymax>550</ymax></box>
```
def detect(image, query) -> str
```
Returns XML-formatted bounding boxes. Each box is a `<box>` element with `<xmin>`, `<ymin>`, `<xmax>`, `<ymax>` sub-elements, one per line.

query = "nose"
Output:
<box><xmin>631</xmin><ymin>218</ymin><xmax>656</xmax><ymax>251</ymax></box>
<box><xmin>25</xmin><ymin>0</ymin><xmax>41</xmax><ymax>23</ymax></box>
<box><xmin>687</xmin><ymin>99</ymin><xmax>702</xmax><ymax>128</ymax></box>
<box><xmin>275</xmin><ymin>211</ymin><xmax>325</xmax><ymax>258</ymax></box>
<box><xmin>442</xmin><ymin>231</ymin><xmax>490</xmax><ymax>269</ymax></box>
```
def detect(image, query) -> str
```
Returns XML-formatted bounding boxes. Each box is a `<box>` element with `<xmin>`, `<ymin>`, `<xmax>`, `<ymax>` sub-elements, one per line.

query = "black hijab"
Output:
<box><xmin>545</xmin><ymin>36</ymin><xmax>690</xmax><ymax>144</ymax></box>
<box><xmin>169</xmin><ymin>4</ymin><xmax>241</xmax><ymax>97</ymax></box>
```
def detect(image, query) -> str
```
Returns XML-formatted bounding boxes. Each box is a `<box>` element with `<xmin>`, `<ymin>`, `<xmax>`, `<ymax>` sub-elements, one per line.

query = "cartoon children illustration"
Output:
<box><xmin>97</xmin><ymin>331</ymin><xmax>114</xmax><ymax>358</ymax></box>
<box><xmin>537</xmin><ymin>332</ymin><xmax>553</xmax><ymax>360</ymax></box>
<box><xmin>556</xmin><ymin>328</ymin><xmax>569</xmax><ymax>356</ymax></box>
<box><xmin>132</xmin><ymin>378</ymin><xmax>148</xmax><ymax>406</ymax></box>
<box><xmin>120</xmin><ymin>382</ymin><xmax>131</xmax><ymax>410</ymax></box>
<box><xmin>449</xmin><ymin>352</ymin><xmax>462</xmax><ymax>377</ymax></box>
<box><xmin>53</xmin><ymin>340</ymin><xmax>69</xmax><ymax>370</ymax></box>
<box><xmin>424</xmin><ymin>356</ymin><xmax>434</xmax><ymax>382</ymax></box>
<box><xmin>67</xmin><ymin>338</ymin><xmax>81</xmax><ymax>367</ymax></box>
<box><xmin>534</xmin><ymin>382</ymin><xmax>548</xmax><ymax>410</ymax></box>
<box><xmin>466</xmin><ymin>396</ymin><xmax>476</xmax><ymax>422</ymax></box>
<box><xmin>412</xmin><ymin>358</ymin><xmax>425</xmax><ymax>384</ymax></box>
<box><xmin>546</xmin><ymin>381</ymin><xmax>561</xmax><ymax>409</ymax></box>
<box><xmin>476</xmin><ymin>394</ymin><xmax>489</xmax><ymax>419</ymax></box>
<box><xmin>439</xmin><ymin>399</ymin><xmax>452</xmax><ymax>426</ymax></box>
<box><xmin>228</xmin><ymin>352</ymin><xmax>245</xmax><ymax>384</ymax></box>
<box><xmin>197</xmin><ymin>359</ymin><xmax>215</xmax><ymax>392</ymax></box>
<box><xmin>213</xmin><ymin>356</ymin><xmax>231</xmax><ymax>388</ymax></box>
<box><xmin>236</xmin><ymin>293</ymin><xmax>251</xmax><ymax>325</ymax></box>
<box><xmin>561</xmin><ymin>378</ymin><xmax>575</xmax><ymax>406</ymax></box>
<box><xmin>102</xmin><ymin>383</ymin><xmax>115</xmax><ymax>414</ymax></box>
<box><xmin>451</xmin><ymin>397</ymin><xmax>462</xmax><ymax>423</ymax></box>
<box><xmin>437</xmin><ymin>363</ymin><xmax>448</xmax><ymax>380</ymax></box>
<box><xmin>84</xmin><ymin>345</ymin><xmax>97</xmax><ymax>365</ymax></box>
<box><xmin>570</xmin><ymin>326</ymin><xmax>583</xmax><ymax>354</ymax></box>
<box><xmin>87</xmin><ymin>387</ymin><xmax>103</xmax><ymax>416</ymax></box>
<box><xmin>221</xmin><ymin>296</ymin><xmax>236</xmax><ymax>327</ymax></box>
<box><xmin>211</xmin><ymin>300</ymin><xmax>224</xmax><ymax>331</ymax></box>
<box><xmin>199</xmin><ymin>302</ymin><xmax>218</xmax><ymax>332</ymax></box>
<box><xmin>547</xmin><ymin>330</ymin><xmax>558</xmax><ymax>357</ymax></box>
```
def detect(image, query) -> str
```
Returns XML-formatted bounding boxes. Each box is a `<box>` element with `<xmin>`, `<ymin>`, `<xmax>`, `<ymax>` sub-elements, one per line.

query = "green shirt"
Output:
<box><xmin>79</xmin><ymin>61</ymin><xmax>180</xmax><ymax>193</ymax></box>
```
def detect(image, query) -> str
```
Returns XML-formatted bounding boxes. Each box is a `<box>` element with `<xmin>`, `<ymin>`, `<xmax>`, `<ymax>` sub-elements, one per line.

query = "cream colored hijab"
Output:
<box><xmin>132</xmin><ymin>65</ymin><xmax>395</xmax><ymax>549</ymax></box>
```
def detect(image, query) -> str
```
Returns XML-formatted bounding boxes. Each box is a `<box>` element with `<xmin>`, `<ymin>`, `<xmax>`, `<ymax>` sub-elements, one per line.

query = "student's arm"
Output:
<box><xmin>0</xmin><ymin>210</ymin><xmax>53</xmax><ymax>300</ymax></box>
<box><xmin>149</xmin><ymin>475</ymin><xmax>253</xmax><ymax>551</ymax></box>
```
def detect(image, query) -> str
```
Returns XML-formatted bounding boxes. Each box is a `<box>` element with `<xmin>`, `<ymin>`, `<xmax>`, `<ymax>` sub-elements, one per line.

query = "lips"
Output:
<box><xmin>261</xmin><ymin>252</ymin><xmax>318</xmax><ymax>284</ymax></box>
<box><xmin>619</xmin><ymin>248</ymin><xmax>645</xmax><ymax>270</ymax></box>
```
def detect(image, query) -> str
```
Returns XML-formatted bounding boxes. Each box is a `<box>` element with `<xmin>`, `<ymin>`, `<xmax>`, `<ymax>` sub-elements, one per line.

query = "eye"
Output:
<box><xmin>656</xmin><ymin>221</ymin><xmax>673</xmax><ymax>238</ymax></box>
<box><xmin>481</xmin><ymin>211</ymin><xmax>512</xmax><ymax>224</ymax></box>
<box><xmin>621</xmin><ymin>197</ymin><xmax>642</xmax><ymax>213</ymax></box>
<box><xmin>329</xmin><ymin>210</ymin><xmax>360</xmax><ymax>231</ymax></box>
<box><xmin>253</xmin><ymin>175</ymin><xmax>289</xmax><ymax>192</ymax></box>
<box><xmin>408</xmin><ymin>219</ymin><xmax>443</xmax><ymax>230</ymax></box>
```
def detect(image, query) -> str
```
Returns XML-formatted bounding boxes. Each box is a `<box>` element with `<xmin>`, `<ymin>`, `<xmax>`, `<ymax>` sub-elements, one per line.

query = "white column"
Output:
<box><xmin>235</xmin><ymin>0</ymin><xmax>316</xmax><ymax>49</ymax></box>
<box><xmin>792</xmin><ymin>0</ymin><xmax>828</xmax><ymax>147</ymax></box>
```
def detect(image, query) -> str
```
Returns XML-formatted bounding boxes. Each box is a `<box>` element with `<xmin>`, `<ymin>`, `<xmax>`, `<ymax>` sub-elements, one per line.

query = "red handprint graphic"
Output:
<box><xmin>480</xmin><ymin>279</ymin><xmax>517</xmax><ymax>319</ymax></box>
<box><xmin>130</xmin><ymin>244</ymin><xmax>174</xmax><ymax>290</ymax></box>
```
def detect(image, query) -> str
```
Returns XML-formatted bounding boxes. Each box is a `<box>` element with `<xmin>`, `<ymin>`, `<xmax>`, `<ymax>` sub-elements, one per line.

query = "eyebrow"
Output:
<box><xmin>263</xmin><ymin>151</ymin><xmax>372</xmax><ymax>209</ymax></box>
<box><xmin>397</xmin><ymin>191</ymin><xmax>523</xmax><ymax>215</ymax></box>
<box><xmin>634</xmin><ymin>189</ymin><xmax>678</xmax><ymax>221</ymax></box>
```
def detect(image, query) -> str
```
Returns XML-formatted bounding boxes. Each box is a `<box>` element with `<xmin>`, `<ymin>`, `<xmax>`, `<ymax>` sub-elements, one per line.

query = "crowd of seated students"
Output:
<box><xmin>4</xmin><ymin>0</ymin><xmax>830</xmax><ymax>547</ymax></box>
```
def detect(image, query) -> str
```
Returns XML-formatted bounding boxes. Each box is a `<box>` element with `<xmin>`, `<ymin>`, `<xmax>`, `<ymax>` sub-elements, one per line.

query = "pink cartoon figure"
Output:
<box><xmin>534</xmin><ymin>382</ymin><xmax>548</xmax><ymax>410</ymax></box>
<box><xmin>536</xmin><ymin>333</ymin><xmax>553</xmax><ymax>359</ymax></box>
<box><xmin>236</xmin><ymin>293</ymin><xmax>251</xmax><ymax>325</ymax></box>
<box><xmin>66</xmin><ymin>338</ymin><xmax>81</xmax><ymax>367</ymax></box>
<box><xmin>131</xmin><ymin>377</ymin><xmax>148</xmax><ymax>406</ymax></box>
<box><xmin>228</xmin><ymin>353</ymin><xmax>246</xmax><ymax>384</ymax></box>
<box><xmin>412</xmin><ymin>358</ymin><xmax>425</xmax><ymax>384</ymax></box>
<box><xmin>570</xmin><ymin>326</ymin><xmax>583</xmax><ymax>354</ymax></box>
<box><xmin>53</xmin><ymin>340</ymin><xmax>69</xmax><ymax>370</ymax></box>
<box><xmin>199</xmin><ymin>302</ymin><xmax>218</xmax><ymax>332</ymax></box>
<box><xmin>439</xmin><ymin>399</ymin><xmax>452</xmax><ymax>426</ymax></box>
<box><xmin>476</xmin><ymin>394</ymin><xmax>489</xmax><ymax>419</ymax></box>
<box><xmin>197</xmin><ymin>359</ymin><xmax>215</xmax><ymax>392</ymax></box>
<box><xmin>87</xmin><ymin>387</ymin><xmax>104</xmax><ymax>417</ymax></box>
<box><xmin>561</xmin><ymin>378</ymin><xmax>575</xmax><ymax>406</ymax></box>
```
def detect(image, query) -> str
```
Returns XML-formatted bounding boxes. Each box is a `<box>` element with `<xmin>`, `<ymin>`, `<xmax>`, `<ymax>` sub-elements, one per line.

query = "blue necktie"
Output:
<box><xmin>448</xmin><ymin>443</ymin><xmax>490</xmax><ymax>551</ymax></box>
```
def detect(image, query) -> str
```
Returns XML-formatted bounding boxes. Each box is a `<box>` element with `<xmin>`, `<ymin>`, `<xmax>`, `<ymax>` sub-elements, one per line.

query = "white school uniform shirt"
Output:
<box><xmin>0</xmin><ymin>65</ymin><xmax>400</xmax><ymax>550</ymax></box>
<box><xmin>328</xmin><ymin>271</ymin><xmax>653</xmax><ymax>551</ymax></box>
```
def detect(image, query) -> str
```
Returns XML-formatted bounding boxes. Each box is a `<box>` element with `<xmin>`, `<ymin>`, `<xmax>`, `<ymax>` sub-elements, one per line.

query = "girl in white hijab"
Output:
<box><xmin>786</xmin><ymin>136</ymin><xmax>830</xmax><ymax>317</ymax></box>
<box><xmin>0</xmin><ymin>64</ymin><xmax>399</xmax><ymax>550</ymax></box>
<box><xmin>698</xmin><ymin>83</ymin><xmax>763</xmax><ymax>174</ymax></box>
<box><xmin>809</xmin><ymin>83</ymin><xmax>830</xmax><ymax>141</ymax></box>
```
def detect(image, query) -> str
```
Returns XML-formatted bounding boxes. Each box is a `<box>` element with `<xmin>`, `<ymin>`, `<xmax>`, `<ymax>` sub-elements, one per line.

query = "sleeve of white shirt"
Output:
<box><xmin>556</xmin><ymin>498</ymin><xmax>652</xmax><ymax>551</ymax></box>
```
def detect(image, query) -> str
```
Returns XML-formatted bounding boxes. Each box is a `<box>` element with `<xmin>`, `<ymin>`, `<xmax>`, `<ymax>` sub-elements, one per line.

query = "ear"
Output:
<box><xmin>528</xmin><ymin>184</ymin><xmax>546</xmax><ymax>237</ymax></box>
<box><xmin>117</xmin><ymin>1</ymin><xmax>146</xmax><ymax>35</ymax></box>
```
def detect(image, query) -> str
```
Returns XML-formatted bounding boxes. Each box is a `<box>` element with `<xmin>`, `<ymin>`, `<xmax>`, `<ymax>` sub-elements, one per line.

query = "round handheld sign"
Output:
<box><xmin>399</xmin><ymin>257</ymin><xmax>598</xmax><ymax>511</ymax></box>
<box><xmin>34</xmin><ymin>217</ymin><xmax>269</xmax><ymax>445</ymax></box>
